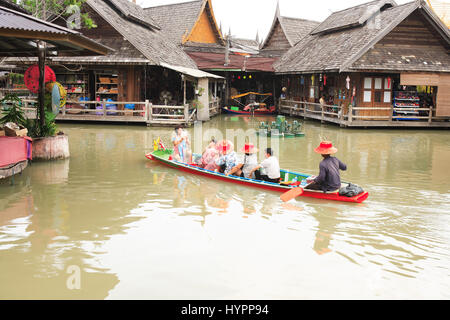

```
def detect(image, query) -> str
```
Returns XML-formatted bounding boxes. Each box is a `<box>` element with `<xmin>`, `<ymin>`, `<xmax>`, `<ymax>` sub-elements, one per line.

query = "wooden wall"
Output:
<box><xmin>185</xmin><ymin>9</ymin><xmax>219</xmax><ymax>44</ymax></box>
<box><xmin>263</xmin><ymin>20</ymin><xmax>291</xmax><ymax>53</ymax></box>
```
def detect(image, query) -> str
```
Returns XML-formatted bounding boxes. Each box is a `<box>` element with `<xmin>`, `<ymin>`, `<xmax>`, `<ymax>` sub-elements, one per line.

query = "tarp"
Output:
<box><xmin>0</xmin><ymin>136</ymin><xmax>32</xmax><ymax>167</ymax></box>
<box><xmin>160</xmin><ymin>62</ymin><xmax>224</xmax><ymax>79</ymax></box>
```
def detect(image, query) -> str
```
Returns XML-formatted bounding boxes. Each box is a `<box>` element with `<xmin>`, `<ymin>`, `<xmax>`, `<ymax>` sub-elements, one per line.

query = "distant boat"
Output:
<box><xmin>223</xmin><ymin>92</ymin><xmax>276</xmax><ymax>115</ymax></box>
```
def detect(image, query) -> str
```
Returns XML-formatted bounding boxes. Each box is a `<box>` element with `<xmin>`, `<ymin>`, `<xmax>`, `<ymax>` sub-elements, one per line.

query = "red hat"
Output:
<box><xmin>216</xmin><ymin>140</ymin><xmax>234</xmax><ymax>154</ymax></box>
<box><xmin>314</xmin><ymin>141</ymin><xmax>338</xmax><ymax>155</ymax></box>
<box><xmin>241</xmin><ymin>143</ymin><xmax>258</xmax><ymax>154</ymax></box>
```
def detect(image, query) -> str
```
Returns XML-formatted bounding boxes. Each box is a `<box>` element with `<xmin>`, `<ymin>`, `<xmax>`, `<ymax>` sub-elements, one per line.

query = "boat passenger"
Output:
<box><xmin>172</xmin><ymin>126</ymin><xmax>192</xmax><ymax>163</ymax></box>
<box><xmin>305</xmin><ymin>141</ymin><xmax>347</xmax><ymax>192</ymax></box>
<box><xmin>215</xmin><ymin>140</ymin><xmax>237</xmax><ymax>175</ymax></box>
<box><xmin>201</xmin><ymin>139</ymin><xmax>219</xmax><ymax>171</ymax></box>
<box><xmin>226</xmin><ymin>143</ymin><xmax>260</xmax><ymax>179</ymax></box>
<box><xmin>248</xmin><ymin>148</ymin><xmax>280</xmax><ymax>183</ymax></box>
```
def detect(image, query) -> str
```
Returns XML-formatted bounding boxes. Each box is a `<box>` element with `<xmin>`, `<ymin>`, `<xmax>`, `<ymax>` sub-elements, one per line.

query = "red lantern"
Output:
<box><xmin>24</xmin><ymin>64</ymin><xmax>56</xmax><ymax>93</ymax></box>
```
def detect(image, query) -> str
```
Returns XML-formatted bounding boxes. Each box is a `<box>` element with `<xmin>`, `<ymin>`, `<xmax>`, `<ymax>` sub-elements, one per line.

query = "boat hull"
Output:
<box><xmin>146</xmin><ymin>150</ymin><xmax>369</xmax><ymax>203</ymax></box>
<box><xmin>222</xmin><ymin>107</ymin><xmax>276</xmax><ymax>115</ymax></box>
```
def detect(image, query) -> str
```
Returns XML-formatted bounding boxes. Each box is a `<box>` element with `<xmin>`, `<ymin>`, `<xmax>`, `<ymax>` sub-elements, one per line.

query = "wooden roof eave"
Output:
<box><xmin>0</xmin><ymin>28</ymin><xmax>112</xmax><ymax>56</ymax></box>
<box><xmin>182</xmin><ymin>0</ymin><xmax>225</xmax><ymax>46</ymax></box>
<box><xmin>261</xmin><ymin>3</ymin><xmax>285</xmax><ymax>49</ymax></box>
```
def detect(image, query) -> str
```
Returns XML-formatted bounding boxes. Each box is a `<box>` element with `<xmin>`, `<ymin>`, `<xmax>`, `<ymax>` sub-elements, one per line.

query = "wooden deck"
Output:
<box><xmin>279</xmin><ymin>100</ymin><xmax>450</xmax><ymax>128</ymax></box>
<box><xmin>15</xmin><ymin>99</ymin><xmax>201</xmax><ymax>127</ymax></box>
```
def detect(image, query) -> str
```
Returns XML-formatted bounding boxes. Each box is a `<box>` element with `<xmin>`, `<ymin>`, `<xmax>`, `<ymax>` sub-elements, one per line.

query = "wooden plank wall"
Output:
<box><xmin>263</xmin><ymin>21</ymin><xmax>291</xmax><ymax>52</ymax></box>
<box><xmin>436</xmin><ymin>74</ymin><xmax>450</xmax><ymax>117</ymax></box>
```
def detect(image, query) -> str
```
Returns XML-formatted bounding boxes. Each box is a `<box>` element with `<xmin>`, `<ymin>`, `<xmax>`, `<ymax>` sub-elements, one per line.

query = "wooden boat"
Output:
<box><xmin>145</xmin><ymin>148</ymin><xmax>369</xmax><ymax>203</ymax></box>
<box><xmin>222</xmin><ymin>106</ymin><xmax>276</xmax><ymax>115</ymax></box>
<box><xmin>223</xmin><ymin>92</ymin><xmax>276</xmax><ymax>115</ymax></box>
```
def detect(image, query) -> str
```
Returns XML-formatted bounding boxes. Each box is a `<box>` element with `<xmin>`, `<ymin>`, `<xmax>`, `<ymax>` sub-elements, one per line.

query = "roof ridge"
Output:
<box><xmin>280</xmin><ymin>15</ymin><xmax>320</xmax><ymax>24</ymax></box>
<box><xmin>329</xmin><ymin>0</ymin><xmax>395</xmax><ymax>15</ymax></box>
<box><xmin>143</xmin><ymin>0</ymin><xmax>203</xmax><ymax>10</ymax></box>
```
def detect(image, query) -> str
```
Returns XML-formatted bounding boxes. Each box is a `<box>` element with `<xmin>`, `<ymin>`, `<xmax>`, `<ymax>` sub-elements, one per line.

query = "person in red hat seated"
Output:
<box><xmin>226</xmin><ymin>143</ymin><xmax>260</xmax><ymax>179</ymax></box>
<box><xmin>305</xmin><ymin>141</ymin><xmax>347</xmax><ymax>192</ymax></box>
<box><xmin>215</xmin><ymin>140</ymin><xmax>238</xmax><ymax>174</ymax></box>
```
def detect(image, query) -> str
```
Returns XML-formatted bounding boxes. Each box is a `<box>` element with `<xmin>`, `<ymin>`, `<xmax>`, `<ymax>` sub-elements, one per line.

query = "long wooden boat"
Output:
<box><xmin>145</xmin><ymin>148</ymin><xmax>369</xmax><ymax>203</ymax></box>
<box><xmin>222</xmin><ymin>106</ymin><xmax>277</xmax><ymax>115</ymax></box>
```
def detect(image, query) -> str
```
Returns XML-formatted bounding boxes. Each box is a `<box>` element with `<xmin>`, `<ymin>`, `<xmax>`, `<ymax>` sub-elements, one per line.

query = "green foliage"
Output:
<box><xmin>0</xmin><ymin>93</ymin><xmax>27</xmax><ymax>126</ymax></box>
<box><xmin>23</xmin><ymin>111</ymin><xmax>58</xmax><ymax>138</ymax></box>
<box><xmin>12</xmin><ymin>0</ymin><xmax>96</xmax><ymax>29</ymax></box>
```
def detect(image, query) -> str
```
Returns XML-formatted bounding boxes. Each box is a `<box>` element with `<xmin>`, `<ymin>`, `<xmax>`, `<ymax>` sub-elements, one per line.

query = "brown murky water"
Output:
<box><xmin>0</xmin><ymin>115</ymin><xmax>449</xmax><ymax>299</ymax></box>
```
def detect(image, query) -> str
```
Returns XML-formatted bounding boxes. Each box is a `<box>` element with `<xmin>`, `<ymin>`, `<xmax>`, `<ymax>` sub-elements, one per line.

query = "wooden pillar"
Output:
<box><xmin>37</xmin><ymin>41</ymin><xmax>46</xmax><ymax>132</ymax></box>
<box><xmin>197</xmin><ymin>77</ymin><xmax>210</xmax><ymax>121</ymax></box>
<box><xmin>428</xmin><ymin>105</ymin><xmax>433</xmax><ymax>123</ymax></box>
<box><xmin>348</xmin><ymin>104</ymin><xmax>353</xmax><ymax>123</ymax></box>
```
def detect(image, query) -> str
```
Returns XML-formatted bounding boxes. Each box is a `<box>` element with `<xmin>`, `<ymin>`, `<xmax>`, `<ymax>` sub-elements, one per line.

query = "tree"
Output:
<box><xmin>12</xmin><ymin>0</ymin><xmax>96</xmax><ymax>29</ymax></box>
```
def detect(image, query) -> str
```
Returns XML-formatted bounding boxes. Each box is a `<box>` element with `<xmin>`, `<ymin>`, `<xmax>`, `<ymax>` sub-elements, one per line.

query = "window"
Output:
<box><xmin>363</xmin><ymin>76</ymin><xmax>392</xmax><ymax>104</ymax></box>
<box><xmin>384</xmin><ymin>91</ymin><xmax>391</xmax><ymax>103</ymax></box>
<box><xmin>364</xmin><ymin>77</ymin><xmax>372</xmax><ymax>89</ymax></box>
<box><xmin>374</xmin><ymin>78</ymin><xmax>382</xmax><ymax>89</ymax></box>
<box><xmin>363</xmin><ymin>91</ymin><xmax>372</xmax><ymax>102</ymax></box>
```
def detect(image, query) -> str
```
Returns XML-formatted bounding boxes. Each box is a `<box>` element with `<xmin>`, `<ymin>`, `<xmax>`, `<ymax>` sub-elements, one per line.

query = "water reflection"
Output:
<box><xmin>0</xmin><ymin>119</ymin><xmax>449</xmax><ymax>299</ymax></box>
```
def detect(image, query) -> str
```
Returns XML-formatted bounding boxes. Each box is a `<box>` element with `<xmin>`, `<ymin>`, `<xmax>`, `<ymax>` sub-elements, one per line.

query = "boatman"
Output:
<box><xmin>306</xmin><ymin>141</ymin><xmax>347</xmax><ymax>192</ymax></box>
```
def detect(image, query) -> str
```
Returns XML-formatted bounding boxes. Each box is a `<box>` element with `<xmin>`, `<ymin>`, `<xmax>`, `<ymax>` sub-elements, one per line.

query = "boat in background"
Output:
<box><xmin>145</xmin><ymin>145</ymin><xmax>369</xmax><ymax>203</ymax></box>
<box><xmin>223</xmin><ymin>92</ymin><xmax>276</xmax><ymax>115</ymax></box>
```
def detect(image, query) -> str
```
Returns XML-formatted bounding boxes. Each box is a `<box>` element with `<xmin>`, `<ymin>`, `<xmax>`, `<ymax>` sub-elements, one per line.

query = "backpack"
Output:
<box><xmin>339</xmin><ymin>183</ymin><xmax>364</xmax><ymax>197</ymax></box>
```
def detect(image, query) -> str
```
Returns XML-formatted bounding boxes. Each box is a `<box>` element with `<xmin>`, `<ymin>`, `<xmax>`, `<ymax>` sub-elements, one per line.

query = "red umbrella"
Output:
<box><xmin>24</xmin><ymin>64</ymin><xmax>56</xmax><ymax>93</ymax></box>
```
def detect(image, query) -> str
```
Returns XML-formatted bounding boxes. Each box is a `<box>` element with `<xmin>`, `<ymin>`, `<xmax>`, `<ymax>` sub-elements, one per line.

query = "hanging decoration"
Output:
<box><xmin>323</xmin><ymin>75</ymin><xmax>327</xmax><ymax>86</ymax></box>
<box><xmin>346</xmin><ymin>76</ymin><xmax>351</xmax><ymax>90</ymax></box>
<box><xmin>387</xmin><ymin>77</ymin><xmax>391</xmax><ymax>89</ymax></box>
<box><xmin>24</xmin><ymin>64</ymin><xmax>56</xmax><ymax>93</ymax></box>
<box><xmin>311</xmin><ymin>75</ymin><xmax>315</xmax><ymax>85</ymax></box>
<box><xmin>45</xmin><ymin>81</ymin><xmax>67</xmax><ymax>114</ymax></box>
<box><xmin>300</xmin><ymin>76</ymin><xmax>304</xmax><ymax>85</ymax></box>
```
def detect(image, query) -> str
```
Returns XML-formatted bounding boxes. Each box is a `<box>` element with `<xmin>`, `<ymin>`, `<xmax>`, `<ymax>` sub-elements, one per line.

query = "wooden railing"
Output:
<box><xmin>209</xmin><ymin>97</ymin><xmax>221</xmax><ymax>116</ymax></box>
<box><xmin>1</xmin><ymin>99</ymin><xmax>198</xmax><ymax>126</ymax></box>
<box><xmin>279</xmin><ymin>99</ymin><xmax>441</xmax><ymax>126</ymax></box>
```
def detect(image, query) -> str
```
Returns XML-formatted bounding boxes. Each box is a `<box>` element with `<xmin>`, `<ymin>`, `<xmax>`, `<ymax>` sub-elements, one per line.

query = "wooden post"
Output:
<box><xmin>149</xmin><ymin>102</ymin><xmax>153</xmax><ymax>123</ymax></box>
<box><xmin>144</xmin><ymin>99</ymin><xmax>149</xmax><ymax>121</ymax></box>
<box><xmin>62</xmin><ymin>102</ymin><xmax>66</xmax><ymax>116</ymax></box>
<box><xmin>37</xmin><ymin>42</ymin><xmax>46</xmax><ymax>132</ymax></box>
<box><xmin>321</xmin><ymin>103</ymin><xmax>324</xmax><ymax>123</ymax></box>
<box><xmin>428</xmin><ymin>105</ymin><xmax>433</xmax><ymax>123</ymax></box>
<box><xmin>389</xmin><ymin>104</ymin><xmax>393</xmax><ymax>122</ymax></box>
<box><xmin>102</xmin><ymin>99</ymin><xmax>106</xmax><ymax>118</ymax></box>
<box><xmin>339</xmin><ymin>105</ymin><xmax>345</xmax><ymax>127</ymax></box>
<box><xmin>184</xmin><ymin>103</ymin><xmax>189</xmax><ymax>124</ymax></box>
<box><xmin>348</xmin><ymin>104</ymin><xmax>353</xmax><ymax>123</ymax></box>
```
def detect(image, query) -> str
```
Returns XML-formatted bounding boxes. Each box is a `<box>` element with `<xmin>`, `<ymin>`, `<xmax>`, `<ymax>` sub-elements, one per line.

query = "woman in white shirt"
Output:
<box><xmin>248</xmin><ymin>148</ymin><xmax>280</xmax><ymax>183</ymax></box>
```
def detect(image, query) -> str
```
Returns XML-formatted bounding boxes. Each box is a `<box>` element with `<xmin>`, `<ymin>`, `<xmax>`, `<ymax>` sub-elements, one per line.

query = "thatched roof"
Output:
<box><xmin>310</xmin><ymin>0</ymin><xmax>396</xmax><ymax>35</ymax></box>
<box><xmin>144</xmin><ymin>0</ymin><xmax>224</xmax><ymax>46</ymax></box>
<box><xmin>79</xmin><ymin>0</ymin><xmax>197</xmax><ymax>68</ymax></box>
<box><xmin>260</xmin><ymin>3</ymin><xmax>320</xmax><ymax>56</ymax></box>
<box><xmin>275</xmin><ymin>0</ymin><xmax>450</xmax><ymax>74</ymax></box>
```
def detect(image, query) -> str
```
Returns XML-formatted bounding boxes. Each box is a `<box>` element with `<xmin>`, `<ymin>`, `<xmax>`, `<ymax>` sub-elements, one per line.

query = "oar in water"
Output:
<box><xmin>280</xmin><ymin>187</ymin><xmax>304</xmax><ymax>202</ymax></box>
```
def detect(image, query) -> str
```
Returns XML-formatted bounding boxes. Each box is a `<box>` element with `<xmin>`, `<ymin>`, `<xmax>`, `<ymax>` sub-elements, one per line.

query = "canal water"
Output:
<box><xmin>0</xmin><ymin>115</ymin><xmax>449</xmax><ymax>299</ymax></box>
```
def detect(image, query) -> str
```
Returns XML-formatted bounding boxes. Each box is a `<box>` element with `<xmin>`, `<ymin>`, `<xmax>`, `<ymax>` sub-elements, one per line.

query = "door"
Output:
<box><xmin>360</xmin><ymin>76</ymin><xmax>392</xmax><ymax>120</ymax></box>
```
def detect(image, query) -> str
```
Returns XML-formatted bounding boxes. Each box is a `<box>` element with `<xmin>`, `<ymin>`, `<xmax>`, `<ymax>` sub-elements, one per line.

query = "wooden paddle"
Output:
<box><xmin>280</xmin><ymin>187</ymin><xmax>304</xmax><ymax>202</ymax></box>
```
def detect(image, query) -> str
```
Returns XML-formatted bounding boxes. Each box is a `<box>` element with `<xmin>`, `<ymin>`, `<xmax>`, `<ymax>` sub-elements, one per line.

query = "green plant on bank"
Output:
<box><xmin>8</xmin><ymin>73</ymin><xmax>24</xmax><ymax>84</ymax></box>
<box><xmin>190</xmin><ymin>99</ymin><xmax>204</xmax><ymax>110</ymax></box>
<box><xmin>12</xmin><ymin>0</ymin><xmax>96</xmax><ymax>29</ymax></box>
<box><xmin>0</xmin><ymin>93</ymin><xmax>27</xmax><ymax>126</ymax></box>
<box><xmin>0</xmin><ymin>93</ymin><xmax>58</xmax><ymax>138</ymax></box>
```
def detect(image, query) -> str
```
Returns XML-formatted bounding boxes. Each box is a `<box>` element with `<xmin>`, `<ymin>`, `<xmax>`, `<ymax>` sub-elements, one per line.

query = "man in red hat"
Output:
<box><xmin>306</xmin><ymin>141</ymin><xmax>347</xmax><ymax>192</ymax></box>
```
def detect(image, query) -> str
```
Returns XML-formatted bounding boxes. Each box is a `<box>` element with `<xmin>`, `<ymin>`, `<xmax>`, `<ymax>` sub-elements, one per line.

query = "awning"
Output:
<box><xmin>160</xmin><ymin>62</ymin><xmax>224</xmax><ymax>80</ymax></box>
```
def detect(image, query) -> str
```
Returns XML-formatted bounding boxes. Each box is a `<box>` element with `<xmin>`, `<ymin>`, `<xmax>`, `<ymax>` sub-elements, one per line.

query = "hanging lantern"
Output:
<box><xmin>249</xmin><ymin>75</ymin><xmax>252</xmax><ymax>79</ymax></box>
<box><xmin>323</xmin><ymin>75</ymin><xmax>327</xmax><ymax>86</ymax></box>
<box><xmin>243</xmin><ymin>76</ymin><xmax>246</xmax><ymax>79</ymax></box>
<box><xmin>387</xmin><ymin>77</ymin><xmax>391</xmax><ymax>89</ymax></box>
<box><xmin>311</xmin><ymin>75</ymin><xmax>315</xmax><ymax>85</ymax></box>
<box><xmin>346</xmin><ymin>76</ymin><xmax>350</xmax><ymax>90</ymax></box>
<box><xmin>24</xmin><ymin>64</ymin><xmax>56</xmax><ymax>93</ymax></box>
